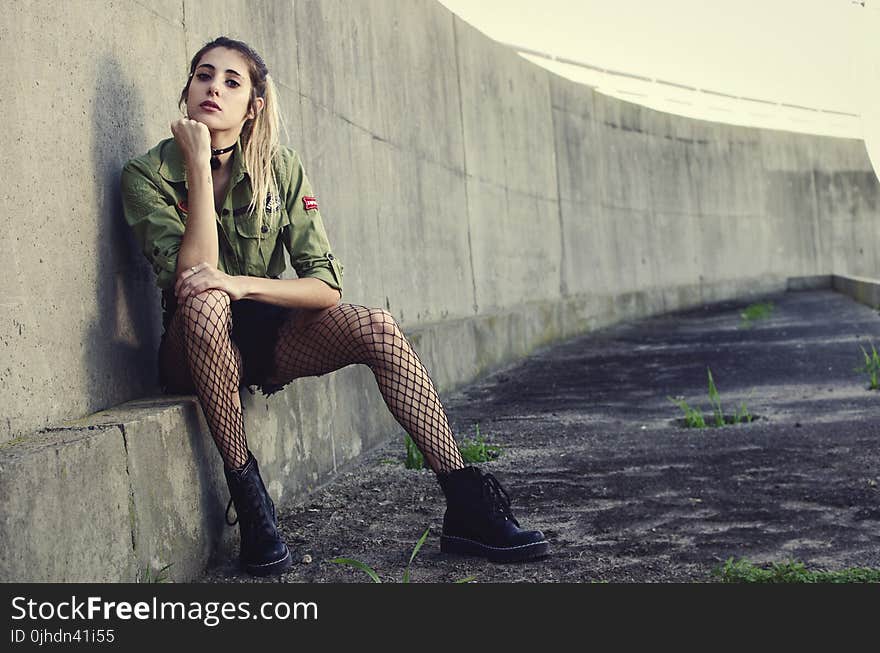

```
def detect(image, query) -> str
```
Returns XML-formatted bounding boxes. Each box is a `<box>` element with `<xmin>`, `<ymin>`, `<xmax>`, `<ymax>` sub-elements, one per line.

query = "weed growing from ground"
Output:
<box><xmin>669</xmin><ymin>367</ymin><xmax>753</xmax><ymax>428</ymax></box>
<box><xmin>669</xmin><ymin>397</ymin><xmax>706</xmax><ymax>428</ymax></box>
<box><xmin>137</xmin><ymin>562</ymin><xmax>173</xmax><ymax>583</ymax></box>
<box><xmin>458</xmin><ymin>424</ymin><xmax>502</xmax><ymax>463</ymax></box>
<box><xmin>404</xmin><ymin>434</ymin><xmax>424</xmax><ymax>470</ymax></box>
<box><xmin>734</xmin><ymin>400</ymin><xmax>753</xmax><ymax>424</ymax></box>
<box><xmin>707</xmin><ymin>368</ymin><xmax>724</xmax><ymax>427</ymax></box>
<box><xmin>855</xmin><ymin>343</ymin><xmax>880</xmax><ymax>390</ymax></box>
<box><xmin>330</xmin><ymin>527</ymin><xmax>476</xmax><ymax>583</ymax></box>
<box><xmin>739</xmin><ymin>301</ymin><xmax>774</xmax><ymax>328</ymax></box>
<box><xmin>404</xmin><ymin>425</ymin><xmax>502</xmax><ymax>470</ymax></box>
<box><xmin>713</xmin><ymin>558</ymin><xmax>880</xmax><ymax>583</ymax></box>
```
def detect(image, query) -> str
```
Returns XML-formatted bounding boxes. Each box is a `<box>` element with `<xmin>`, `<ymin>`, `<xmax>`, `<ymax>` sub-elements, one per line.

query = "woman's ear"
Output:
<box><xmin>247</xmin><ymin>96</ymin><xmax>265</xmax><ymax>121</ymax></box>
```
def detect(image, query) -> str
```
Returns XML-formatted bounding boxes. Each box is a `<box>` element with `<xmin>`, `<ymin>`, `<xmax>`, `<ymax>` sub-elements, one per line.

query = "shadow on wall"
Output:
<box><xmin>86</xmin><ymin>56</ymin><xmax>164</xmax><ymax>406</ymax></box>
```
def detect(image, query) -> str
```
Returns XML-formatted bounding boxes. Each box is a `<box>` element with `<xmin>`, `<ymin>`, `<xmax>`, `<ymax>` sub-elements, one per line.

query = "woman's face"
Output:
<box><xmin>185</xmin><ymin>46</ymin><xmax>264</xmax><ymax>141</ymax></box>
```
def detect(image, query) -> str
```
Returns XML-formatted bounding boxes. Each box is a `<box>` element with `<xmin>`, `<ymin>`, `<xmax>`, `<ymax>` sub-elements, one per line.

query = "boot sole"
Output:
<box><xmin>243</xmin><ymin>548</ymin><xmax>294</xmax><ymax>577</ymax></box>
<box><xmin>441</xmin><ymin>535</ymin><xmax>550</xmax><ymax>563</ymax></box>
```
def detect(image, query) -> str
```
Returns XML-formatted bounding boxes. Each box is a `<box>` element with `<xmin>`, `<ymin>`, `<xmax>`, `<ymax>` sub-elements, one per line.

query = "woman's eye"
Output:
<box><xmin>195</xmin><ymin>73</ymin><xmax>210</xmax><ymax>81</ymax></box>
<box><xmin>226</xmin><ymin>79</ymin><xmax>240</xmax><ymax>88</ymax></box>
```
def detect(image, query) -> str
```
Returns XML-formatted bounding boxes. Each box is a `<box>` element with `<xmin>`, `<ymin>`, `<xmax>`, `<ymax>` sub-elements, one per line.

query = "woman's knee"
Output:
<box><xmin>358</xmin><ymin>307</ymin><xmax>407</xmax><ymax>356</ymax></box>
<box><xmin>364</xmin><ymin>307</ymin><xmax>400</xmax><ymax>337</ymax></box>
<box><xmin>178</xmin><ymin>289</ymin><xmax>232</xmax><ymax>339</ymax></box>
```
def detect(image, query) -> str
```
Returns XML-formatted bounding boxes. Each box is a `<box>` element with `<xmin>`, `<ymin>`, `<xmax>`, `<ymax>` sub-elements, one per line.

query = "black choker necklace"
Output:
<box><xmin>210</xmin><ymin>143</ymin><xmax>236</xmax><ymax>170</ymax></box>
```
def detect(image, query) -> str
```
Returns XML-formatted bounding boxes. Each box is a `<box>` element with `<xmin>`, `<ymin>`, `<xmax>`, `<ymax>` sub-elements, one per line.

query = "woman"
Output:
<box><xmin>121</xmin><ymin>36</ymin><xmax>548</xmax><ymax>576</ymax></box>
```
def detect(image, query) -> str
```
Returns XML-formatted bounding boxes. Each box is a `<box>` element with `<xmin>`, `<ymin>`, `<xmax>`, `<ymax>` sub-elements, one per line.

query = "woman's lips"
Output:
<box><xmin>200</xmin><ymin>101</ymin><xmax>221</xmax><ymax>111</ymax></box>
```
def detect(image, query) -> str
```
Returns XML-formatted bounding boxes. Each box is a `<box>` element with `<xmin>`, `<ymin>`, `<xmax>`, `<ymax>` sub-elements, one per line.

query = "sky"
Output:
<box><xmin>438</xmin><ymin>0</ymin><xmax>877</xmax><ymax>155</ymax></box>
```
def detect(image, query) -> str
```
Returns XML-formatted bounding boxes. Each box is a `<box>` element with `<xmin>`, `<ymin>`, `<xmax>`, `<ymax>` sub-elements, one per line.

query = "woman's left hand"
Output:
<box><xmin>175</xmin><ymin>262</ymin><xmax>249</xmax><ymax>302</ymax></box>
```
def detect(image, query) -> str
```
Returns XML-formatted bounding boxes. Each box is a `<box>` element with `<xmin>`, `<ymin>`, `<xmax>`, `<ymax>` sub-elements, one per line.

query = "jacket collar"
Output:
<box><xmin>158</xmin><ymin>136</ymin><xmax>248</xmax><ymax>184</ymax></box>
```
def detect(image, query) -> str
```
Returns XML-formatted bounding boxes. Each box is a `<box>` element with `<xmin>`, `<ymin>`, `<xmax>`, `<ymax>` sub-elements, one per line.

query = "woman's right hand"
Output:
<box><xmin>170</xmin><ymin>118</ymin><xmax>211</xmax><ymax>169</ymax></box>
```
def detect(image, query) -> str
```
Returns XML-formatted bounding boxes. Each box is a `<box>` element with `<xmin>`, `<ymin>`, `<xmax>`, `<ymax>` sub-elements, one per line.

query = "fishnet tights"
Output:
<box><xmin>160</xmin><ymin>292</ymin><xmax>465</xmax><ymax>474</ymax></box>
<box><xmin>160</xmin><ymin>289</ymin><xmax>250</xmax><ymax>469</ymax></box>
<box><xmin>267</xmin><ymin>303</ymin><xmax>465</xmax><ymax>474</ymax></box>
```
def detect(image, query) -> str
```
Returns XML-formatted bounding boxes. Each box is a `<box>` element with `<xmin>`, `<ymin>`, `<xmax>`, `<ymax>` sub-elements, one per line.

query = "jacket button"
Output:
<box><xmin>222</xmin><ymin>208</ymin><xmax>229</xmax><ymax>216</ymax></box>
<box><xmin>261</xmin><ymin>225</ymin><xmax>268</xmax><ymax>233</ymax></box>
<box><xmin>327</xmin><ymin>253</ymin><xmax>334</xmax><ymax>260</ymax></box>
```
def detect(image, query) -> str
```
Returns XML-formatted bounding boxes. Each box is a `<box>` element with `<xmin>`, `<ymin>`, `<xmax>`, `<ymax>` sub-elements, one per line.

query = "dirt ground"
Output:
<box><xmin>202</xmin><ymin>289</ymin><xmax>880</xmax><ymax>583</ymax></box>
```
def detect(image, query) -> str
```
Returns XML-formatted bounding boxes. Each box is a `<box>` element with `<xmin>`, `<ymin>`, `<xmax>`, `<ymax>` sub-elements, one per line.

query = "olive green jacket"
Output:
<box><xmin>120</xmin><ymin>138</ymin><xmax>343</xmax><ymax>294</ymax></box>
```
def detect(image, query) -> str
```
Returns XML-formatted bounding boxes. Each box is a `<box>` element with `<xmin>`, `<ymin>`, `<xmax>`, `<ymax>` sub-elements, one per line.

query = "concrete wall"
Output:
<box><xmin>2</xmin><ymin>0</ymin><xmax>879</xmax><ymax>580</ymax></box>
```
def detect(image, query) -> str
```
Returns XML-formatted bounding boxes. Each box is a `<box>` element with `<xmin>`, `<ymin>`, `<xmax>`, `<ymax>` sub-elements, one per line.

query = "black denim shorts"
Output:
<box><xmin>159</xmin><ymin>290</ymin><xmax>293</xmax><ymax>397</ymax></box>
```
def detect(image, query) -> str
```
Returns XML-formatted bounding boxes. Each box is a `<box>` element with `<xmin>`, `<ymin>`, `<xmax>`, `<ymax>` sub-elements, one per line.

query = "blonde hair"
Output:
<box><xmin>180</xmin><ymin>37</ymin><xmax>283</xmax><ymax>235</ymax></box>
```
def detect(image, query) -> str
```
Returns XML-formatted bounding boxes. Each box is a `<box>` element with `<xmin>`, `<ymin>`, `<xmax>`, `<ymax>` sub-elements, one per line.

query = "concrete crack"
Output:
<box><xmin>118</xmin><ymin>424</ymin><xmax>138</xmax><ymax>559</ymax></box>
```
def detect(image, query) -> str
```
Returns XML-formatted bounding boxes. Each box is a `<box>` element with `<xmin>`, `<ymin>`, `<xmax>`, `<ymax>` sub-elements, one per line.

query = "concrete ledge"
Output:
<box><xmin>0</xmin><ymin>425</ymin><xmax>134</xmax><ymax>582</ymax></box>
<box><xmin>0</xmin><ymin>274</ymin><xmax>791</xmax><ymax>582</ymax></box>
<box><xmin>0</xmin><ymin>399</ymin><xmax>235</xmax><ymax>583</ymax></box>
<box><xmin>95</xmin><ymin>399</ymin><xmax>235</xmax><ymax>581</ymax></box>
<box><xmin>787</xmin><ymin>275</ymin><xmax>833</xmax><ymax>291</ymax></box>
<box><xmin>832</xmin><ymin>274</ymin><xmax>880</xmax><ymax>309</ymax></box>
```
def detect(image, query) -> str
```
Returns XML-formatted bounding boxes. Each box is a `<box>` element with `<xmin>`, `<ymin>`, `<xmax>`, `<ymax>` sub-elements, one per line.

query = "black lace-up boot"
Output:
<box><xmin>436</xmin><ymin>466</ymin><xmax>550</xmax><ymax>563</ymax></box>
<box><xmin>224</xmin><ymin>451</ymin><xmax>293</xmax><ymax>576</ymax></box>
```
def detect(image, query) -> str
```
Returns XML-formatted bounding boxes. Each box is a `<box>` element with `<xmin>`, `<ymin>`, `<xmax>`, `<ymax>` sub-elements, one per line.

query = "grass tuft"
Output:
<box><xmin>330</xmin><ymin>527</ymin><xmax>476</xmax><ymax>584</ymax></box>
<box><xmin>458</xmin><ymin>424</ymin><xmax>502</xmax><ymax>464</ymax></box>
<box><xmin>405</xmin><ymin>425</ymin><xmax>502</xmax><ymax>470</ymax></box>
<box><xmin>669</xmin><ymin>367</ymin><xmax>753</xmax><ymax>428</ymax></box>
<box><xmin>138</xmin><ymin>562</ymin><xmax>173</xmax><ymax>583</ymax></box>
<box><xmin>669</xmin><ymin>396</ymin><xmax>706</xmax><ymax>428</ymax></box>
<box><xmin>404</xmin><ymin>434</ymin><xmax>424</xmax><ymax>470</ymax></box>
<box><xmin>855</xmin><ymin>343</ymin><xmax>880</xmax><ymax>390</ymax></box>
<box><xmin>739</xmin><ymin>301</ymin><xmax>774</xmax><ymax>328</ymax></box>
<box><xmin>713</xmin><ymin>558</ymin><xmax>880</xmax><ymax>583</ymax></box>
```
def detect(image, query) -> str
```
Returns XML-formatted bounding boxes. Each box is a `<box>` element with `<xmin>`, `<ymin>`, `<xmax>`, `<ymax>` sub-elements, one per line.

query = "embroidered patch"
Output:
<box><xmin>265</xmin><ymin>193</ymin><xmax>281</xmax><ymax>212</ymax></box>
<box><xmin>176</xmin><ymin>200</ymin><xmax>188</xmax><ymax>214</ymax></box>
<box><xmin>302</xmin><ymin>196</ymin><xmax>319</xmax><ymax>211</ymax></box>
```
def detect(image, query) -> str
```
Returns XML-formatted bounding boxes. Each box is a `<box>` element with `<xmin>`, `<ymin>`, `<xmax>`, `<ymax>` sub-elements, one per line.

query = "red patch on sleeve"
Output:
<box><xmin>302</xmin><ymin>196</ymin><xmax>319</xmax><ymax>212</ymax></box>
<box><xmin>177</xmin><ymin>200</ymin><xmax>188</xmax><ymax>214</ymax></box>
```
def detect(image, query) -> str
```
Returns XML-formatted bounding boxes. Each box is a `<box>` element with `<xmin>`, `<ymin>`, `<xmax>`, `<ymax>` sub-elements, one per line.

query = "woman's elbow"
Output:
<box><xmin>325</xmin><ymin>286</ymin><xmax>342</xmax><ymax>308</ymax></box>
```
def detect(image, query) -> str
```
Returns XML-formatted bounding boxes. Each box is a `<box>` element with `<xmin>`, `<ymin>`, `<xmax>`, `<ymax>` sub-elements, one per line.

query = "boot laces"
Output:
<box><xmin>481</xmin><ymin>473</ymin><xmax>520</xmax><ymax>527</ymax></box>
<box><xmin>225</xmin><ymin>487</ymin><xmax>278</xmax><ymax>535</ymax></box>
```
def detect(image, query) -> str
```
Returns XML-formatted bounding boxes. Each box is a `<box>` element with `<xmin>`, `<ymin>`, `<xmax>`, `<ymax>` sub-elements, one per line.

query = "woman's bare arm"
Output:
<box><xmin>174</xmin><ymin>268</ymin><xmax>340</xmax><ymax>309</ymax></box>
<box><xmin>172</xmin><ymin>119</ymin><xmax>219</xmax><ymax>277</ymax></box>
<box><xmin>240</xmin><ymin>276</ymin><xmax>341</xmax><ymax>309</ymax></box>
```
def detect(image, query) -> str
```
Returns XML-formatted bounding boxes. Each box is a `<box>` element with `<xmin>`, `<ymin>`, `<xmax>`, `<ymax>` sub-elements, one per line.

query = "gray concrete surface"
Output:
<box><xmin>2</xmin><ymin>0</ymin><xmax>880</xmax><ymax>581</ymax></box>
